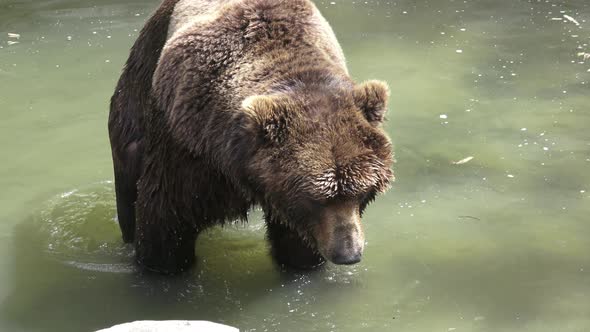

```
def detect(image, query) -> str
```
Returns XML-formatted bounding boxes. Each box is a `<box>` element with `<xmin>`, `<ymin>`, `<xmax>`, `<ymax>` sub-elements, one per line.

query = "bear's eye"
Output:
<box><xmin>359</xmin><ymin>189</ymin><xmax>376</xmax><ymax>204</ymax></box>
<box><xmin>359</xmin><ymin>190</ymin><xmax>378</xmax><ymax>214</ymax></box>
<box><xmin>301</xmin><ymin>198</ymin><xmax>328</xmax><ymax>214</ymax></box>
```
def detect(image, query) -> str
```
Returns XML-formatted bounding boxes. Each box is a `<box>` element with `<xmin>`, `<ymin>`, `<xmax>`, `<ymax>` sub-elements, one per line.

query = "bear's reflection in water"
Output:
<box><xmin>1</xmin><ymin>182</ymin><xmax>362</xmax><ymax>331</ymax></box>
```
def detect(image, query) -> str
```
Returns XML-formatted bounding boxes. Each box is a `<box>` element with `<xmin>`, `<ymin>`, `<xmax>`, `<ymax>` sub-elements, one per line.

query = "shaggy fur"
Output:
<box><xmin>109</xmin><ymin>0</ymin><xmax>394</xmax><ymax>274</ymax></box>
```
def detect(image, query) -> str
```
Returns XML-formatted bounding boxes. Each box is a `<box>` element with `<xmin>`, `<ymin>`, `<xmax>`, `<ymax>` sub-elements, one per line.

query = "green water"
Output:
<box><xmin>1</xmin><ymin>0</ymin><xmax>589</xmax><ymax>331</ymax></box>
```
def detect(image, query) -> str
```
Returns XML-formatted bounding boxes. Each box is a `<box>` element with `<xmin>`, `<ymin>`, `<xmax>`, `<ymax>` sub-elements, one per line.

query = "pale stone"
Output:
<box><xmin>96</xmin><ymin>320</ymin><xmax>239</xmax><ymax>332</ymax></box>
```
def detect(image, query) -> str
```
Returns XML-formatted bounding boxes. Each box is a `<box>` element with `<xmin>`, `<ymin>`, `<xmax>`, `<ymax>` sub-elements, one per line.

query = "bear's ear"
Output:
<box><xmin>242</xmin><ymin>94</ymin><xmax>294</xmax><ymax>144</ymax></box>
<box><xmin>353</xmin><ymin>80</ymin><xmax>390</xmax><ymax>126</ymax></box>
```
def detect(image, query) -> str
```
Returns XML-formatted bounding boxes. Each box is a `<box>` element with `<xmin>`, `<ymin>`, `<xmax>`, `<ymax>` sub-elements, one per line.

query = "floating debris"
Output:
<box><xmin>7</xmin><ymin>41</ymin><xmax>19</xmax><ymax>46</ymax></box>
<box><xmin>458</xmin><ymin>215</ymin><xmax>481</xmax><ymax>221</ymax></box>
<box><xmin>577</xmin><ymin>52</ymin><xmax>590</xmax><ymax>61</ymax></box>
<box><xmin>439</xmin><ymin>114</ymin><xmax>448</xmax><ymax>119</ymax></box>
<box><xmin>7</xmin><ymin>32</ymin><xmax>20</xmax><ymax>39</ymax></box>
<box><xmin>452</xmin><ymin>156</ymin><xmax>474</xmax><ymax>165</ymax></box>
<box><xmin>563</xmin><ymin>14</ymin><xmax>580</xmax><ymax>26</ymax></box>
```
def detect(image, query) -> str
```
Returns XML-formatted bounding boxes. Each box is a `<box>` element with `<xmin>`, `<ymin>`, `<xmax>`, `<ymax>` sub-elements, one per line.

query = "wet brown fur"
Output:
<box><xmin>109</xmin><ymin>0</ymin><xmax>394</xmax><ymax>273</ymax></box>
<box><xmin>109</xmin><ymin>0</ymin><xmax>182</xmax><ymax>243</ymax></box>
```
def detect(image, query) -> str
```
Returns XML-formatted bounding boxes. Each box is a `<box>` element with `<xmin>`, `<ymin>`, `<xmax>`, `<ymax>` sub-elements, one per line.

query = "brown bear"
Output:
<box><xmin>109</xmin><ymin>0</ymin><xmax>394</xmax><ymax>274</ymax></box>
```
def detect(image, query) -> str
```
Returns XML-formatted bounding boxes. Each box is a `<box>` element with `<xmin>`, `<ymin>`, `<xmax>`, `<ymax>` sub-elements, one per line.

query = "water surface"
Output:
<box><xmin>0</xmin><ymin>0</ymin><xmax>589</xmax><ymax>331</ymax></box>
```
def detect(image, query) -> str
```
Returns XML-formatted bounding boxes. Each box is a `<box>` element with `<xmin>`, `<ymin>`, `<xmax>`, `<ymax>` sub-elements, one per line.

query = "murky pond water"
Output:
<box><xmin>1</xmin><ymin>0</ymin><xmax>589</xmax><ymax>331</ymax></box>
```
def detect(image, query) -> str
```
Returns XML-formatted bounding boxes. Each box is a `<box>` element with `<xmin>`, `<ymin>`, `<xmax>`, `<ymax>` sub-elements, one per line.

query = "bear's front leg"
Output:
<box><xmin>266</xmin><ymin>220</ymin><xmax>325</xmax><ymax>269</ymax></box>
<box><xmin>134</xmin><ymin>185</ymin><xmax>197</xmax><ymax>274</ymax></box>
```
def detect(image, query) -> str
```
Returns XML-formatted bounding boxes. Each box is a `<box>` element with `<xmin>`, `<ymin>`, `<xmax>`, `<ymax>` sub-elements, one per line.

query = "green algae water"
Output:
<box><xmin>1</xmin><ymin>0</ymin><xmax>589</xmax><ymax>331</ymax></box>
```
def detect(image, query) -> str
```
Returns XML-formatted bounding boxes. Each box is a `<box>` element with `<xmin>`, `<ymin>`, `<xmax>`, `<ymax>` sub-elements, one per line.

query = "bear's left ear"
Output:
<box><xmin>353</xmin><ymin>80</ymin><xmax>390</xmax><ymax>126</ymax></box>
<box><xmin>241</xmin><ymin>94</ymin><xmax>295</xmax><ymax>144</ymax></box>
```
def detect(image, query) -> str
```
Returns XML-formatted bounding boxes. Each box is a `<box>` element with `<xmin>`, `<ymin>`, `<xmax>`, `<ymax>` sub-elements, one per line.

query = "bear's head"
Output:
<box><xmin>242</xmin><ymin>80</ymin><xmax>394</xmax><ymax>265</ymax></box>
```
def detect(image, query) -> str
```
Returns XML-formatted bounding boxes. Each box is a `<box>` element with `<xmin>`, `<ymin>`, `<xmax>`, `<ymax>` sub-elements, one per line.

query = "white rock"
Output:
<box><xmin>96</xmin><ymin>321</ymin><xmax>239</xmax><ymax>332</ymax></box>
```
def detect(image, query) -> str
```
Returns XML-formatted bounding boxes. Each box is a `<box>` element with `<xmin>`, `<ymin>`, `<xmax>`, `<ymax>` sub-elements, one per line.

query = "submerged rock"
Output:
<box><xmin>96</xmin><ymin>321</ymin><xmax>238</xmax><ymax>332</ymax></box>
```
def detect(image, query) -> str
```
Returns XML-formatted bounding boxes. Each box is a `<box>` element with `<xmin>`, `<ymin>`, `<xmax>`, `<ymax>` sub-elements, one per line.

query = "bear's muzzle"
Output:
<box><xmin>313</xmin><ymin>201</ymin><xmax>365</xmax><ymax>265</ymax></box>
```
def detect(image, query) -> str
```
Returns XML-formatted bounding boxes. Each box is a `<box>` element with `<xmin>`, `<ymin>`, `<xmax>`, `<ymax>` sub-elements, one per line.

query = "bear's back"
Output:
<box><xmin>164</xmin><ymin>0</ymin><xmax>347</xmax><ymax>73</ymax></box>
<box><xmin>167</xmin><ymin>0</ymin><xmax>232</xmax><ymax>39</ymax></box>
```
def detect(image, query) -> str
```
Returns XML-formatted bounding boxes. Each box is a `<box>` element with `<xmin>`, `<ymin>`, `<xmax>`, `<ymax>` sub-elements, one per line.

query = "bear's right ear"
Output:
<box><xmin>241</xmin><ymin>95</ymin><xmax>295</xmax><ymax>144</ymax></box>
<box><xmin>353</xmin><ymin>80</ymin><xmax>390</xmax><ymax>126</ymax></box>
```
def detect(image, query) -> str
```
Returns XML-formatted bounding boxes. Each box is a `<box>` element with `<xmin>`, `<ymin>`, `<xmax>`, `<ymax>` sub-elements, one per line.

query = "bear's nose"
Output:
<box><xmin>330</xmin><ymin>250</ymin><xmax>362</xmax><ymax>265</ymax></box>
<box><xmin>328</xmin><ymin>228</ymin><xmax>364</xmax><ymax>265</ymax></box>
